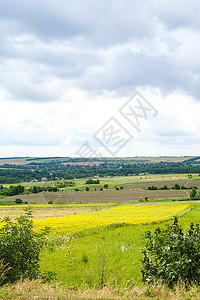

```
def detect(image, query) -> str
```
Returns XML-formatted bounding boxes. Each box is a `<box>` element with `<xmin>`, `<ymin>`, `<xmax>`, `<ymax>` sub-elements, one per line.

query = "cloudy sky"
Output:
<box><xmin>0</xmin><ymin>0</ymin><xmax>200</xmax><ymax>158</ymax></box>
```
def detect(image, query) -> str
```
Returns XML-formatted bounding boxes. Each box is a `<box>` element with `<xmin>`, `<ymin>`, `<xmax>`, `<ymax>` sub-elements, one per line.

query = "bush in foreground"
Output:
<box><xmin>141</xmin><ymin>217</ymin><xmax>200</xmax><ymax>287</ymax></box>
<box><xmin>0</xmin><ymin>209</ymin><xmax>49</xmax><ymax>284</ymax></box>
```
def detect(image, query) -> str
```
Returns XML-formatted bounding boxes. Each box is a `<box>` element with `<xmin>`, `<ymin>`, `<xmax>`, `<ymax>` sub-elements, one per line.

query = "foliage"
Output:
<box><xmin>85</xmin><ymin>179</ymin><xmax>100</xmax><ymax>184</ymax></box>
<box><xmin>190</xmin><ymin>187</ymin><xmax>197</xmax><ymax>199</ymax></box>
<box><xmin>15</xmin><ymin>198</ymin><xmax>22</xmax><ymax>204</ymax></box>
<box><xmin>141</xmin><ymin>217</ymin><xmax>200</xmax><ymax>287</ymax></box>
<box><xmin>0</xmin><ymin>210</ymin><xmax>49</xmax><ymax>283</ymax></box>
<box><xmin>174</xmin><ymin>183</ymin><xmax>180</xmax><ymax>190</ymax></box>
<box><xmin>148</xmin><ymin>186</ymin><xmax>157</xmax><ymax>190</ymax></box>
<box><xmin>0</xmin><ymin>185</ymin><xmax>24</xmax><ymax>196</ymax></box>
<box><xmin>30</xmin><ymin>186</ymin><xmax>58</xmax><ymax>193</ymax></box>
<box><xmin>40</xmin><ymin>271</ymin><xmax>57</xmax><ymax>283</ymax></box>
<box><xmin>2</xmin><ymin>157</ymin><xmax>200</xmax><ymax>184</ymax></box>
<box><xmin>82</xmin><ymin>253</ymin><xmax>89</xmax><ymax>263</ymax></box>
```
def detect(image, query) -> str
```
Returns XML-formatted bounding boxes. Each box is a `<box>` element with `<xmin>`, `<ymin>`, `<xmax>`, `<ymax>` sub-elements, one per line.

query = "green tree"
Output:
<box><xmin>15</xmin><ymin>198</ymin><xmax>22</xmax><ymax>204</ymax></box>
<box><xmin>174</xmin><ymin>183</ymin><xmax>180</xmax><ymax>190</ymax></box>
<box><xmin>190</xmin><ymin>187</ymin><xmax>197</xmax><ymax>199</ymax></box>
<box><xmin>0</xmin><ymin>210</ymin><xmax>49</xmax><ymax>283</ymax></box>
<box><xmin>31</xmin><ymin>186</ymin><xmax>39</xmax><ymax>193</ymax></box>
<box><xmin>141</xmin><ymin>217</ymin><xmax>200</xmax><ymax>287</ymax></box>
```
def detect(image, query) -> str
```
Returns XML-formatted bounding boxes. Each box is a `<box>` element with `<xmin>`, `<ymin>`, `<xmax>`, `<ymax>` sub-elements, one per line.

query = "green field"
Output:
<box><xmin>37</xmin><ymin>202</ymin><xmax>198</xmax><ymax>289</ymax></box>
<box><xmin>2</xmin><ymin>173</ymin><xmax>200</xmax><ymax>205</ymax></box>
<box><xmin>0</xmin><ymin>201</ymin><xmax>199</xmax><ymax>299</ymax></box>
<box><xmin>1</xmin><ymin>173</ymin><xmax>200</xmax><ymax>299</ymax></box>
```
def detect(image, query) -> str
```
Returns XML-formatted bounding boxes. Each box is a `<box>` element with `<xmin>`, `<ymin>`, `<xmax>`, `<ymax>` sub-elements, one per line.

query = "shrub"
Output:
<box><xmin>82</xmin><ymin>253</ymin><xmax>89</xmax><ymax>263</ymax></box>
<box><xmin>40</xmin><ymin>271</ymin><xmax>57</xmax><ymax>283</ymax></box>
<box><xmin>141</xmin><ymin>217</ymin><xmax>200</xmax><ymax>287</ymax></box>
<box><xmin>0</xmin><ymin>210</ymin><xmax>49</xmax><ymax>283</ymax></box>
<box><xmin>190</xmin><ymin>187</ymin><xmax>197</xmax><ymax>199</ymax></box>
<box><xmin>85</xmin><ymin>179</ymin><xmax>100</xmax><ymax>184</ymax></box>
<box><xmin>148</xmin><ymin>186</ymin><xmax>157</xmax><ymax>190</ymax></box>
<box><xmin>174</xmin><ymin>183</ymin><xmax>180</xmax><ymax>190</ymax></box>
<box><xmin>48</xmin><ymin>200</ymin><xmax>53</xmax><ymax>204</ymax></box>
<box><xmin>15</xmin><ymin>198</ymin><xmax>22</xmax><ymax>204</ymax></box>
<box><xmin>181</xmin><ymin>185</ymin><xmax>187</xmax><ymax>189</ymax></box>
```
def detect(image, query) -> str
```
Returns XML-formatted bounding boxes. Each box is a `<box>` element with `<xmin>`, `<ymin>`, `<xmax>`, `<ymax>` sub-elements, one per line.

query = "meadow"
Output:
<box><xmin>0</xmin><ymin>202</ymin><xmax>199</xmax><ymax>299</ymax></box>
<box><xmin>0</xmin><ymin>173</ymin><xmax>200</xmax><ymax>299</ymax></box>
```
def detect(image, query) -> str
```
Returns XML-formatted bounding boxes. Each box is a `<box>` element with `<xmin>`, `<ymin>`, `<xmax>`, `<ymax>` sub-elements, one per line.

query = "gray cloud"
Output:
<box><xmin>152</xmin><ymin>0</ymin><xmax>200</xmax><ymax>30</ymax></box>
<box><xmin>0</xmin><ymin>0</ymin><xmax>199</xmax><ymax>102</ymax></box>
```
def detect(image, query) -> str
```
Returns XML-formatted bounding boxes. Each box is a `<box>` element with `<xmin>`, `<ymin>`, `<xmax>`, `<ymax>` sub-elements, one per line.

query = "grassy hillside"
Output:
<box><xmin>0</xmin><ymin>202</ymin><xmax>199</xmax><ymax>299</ymax></box>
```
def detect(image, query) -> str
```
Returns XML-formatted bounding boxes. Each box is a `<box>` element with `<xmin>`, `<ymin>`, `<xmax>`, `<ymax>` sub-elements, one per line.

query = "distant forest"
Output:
<box><xmin>0</xmin><ymin>157</ymin><xmax>200</xmax><ymax>183</ymax></box>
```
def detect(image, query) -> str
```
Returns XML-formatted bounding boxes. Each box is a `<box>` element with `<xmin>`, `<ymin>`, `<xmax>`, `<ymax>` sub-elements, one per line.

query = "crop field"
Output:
<box><xmin>1</xmin><ymin>172</ymin><xmax>200</xmax><ymax>298</ymax></box>
<box><xmin>107</xmin><ymin>156</ymin><xmax>194</xmax><ymax>163</ymax></box>
<box><xmin>2</xmin><ymin>188</ymin><xmax>190</xmax><ymax>204</ymax></box>
<box><xmin>38</xmin><ymin>202</ymin><xmax>199</xmax><ymax>290</ymax></box>
<box><xmin>0</xmin><ymin>205</ymin><xmax>109</xmax><ymax>221</ymax></box>
<box><xmin>0</xmin><ymin>202</ymin><xmax>199</xmax><ymax>299</ymax></box>
<box><xmin>0</xmin><ymin>156</ymin><xmax>193</xmax><ymax>166</ymax></box>
<box><xmin>122</xmin><ymin>180</ymin><xmax>192</xmax><ymax>189</ymax></box>
<box><xmin>0</xmin><ymin>191</ymin><xmax>199</xmax><ymax>298</ymax></box>
<box><xmin>0</xmin><ymin>158</ymin><xmax>45</xmax><ymax>165</ymax></box>
<box><xmin>11</xmin><ymin>173</ymin><xmax>192</xmax><ymax>189</ymax></box>
<box><xmin>33</xmin><ymin>203</ymin><xmax>191</xmax><ymax>236</ymax></box>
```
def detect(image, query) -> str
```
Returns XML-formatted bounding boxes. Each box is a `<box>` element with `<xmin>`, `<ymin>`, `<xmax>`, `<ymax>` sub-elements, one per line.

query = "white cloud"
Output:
<box><xmin>0</xmin><ymin>0</ymin><xmax>200</xmax><ymax>156</ymax></box>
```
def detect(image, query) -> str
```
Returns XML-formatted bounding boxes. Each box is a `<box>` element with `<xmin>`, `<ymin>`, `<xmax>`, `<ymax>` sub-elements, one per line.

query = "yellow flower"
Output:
<box><xmin>32</xmin><ymin>204</ymin><xmax>190</xmax><ymax>236</ymax></box>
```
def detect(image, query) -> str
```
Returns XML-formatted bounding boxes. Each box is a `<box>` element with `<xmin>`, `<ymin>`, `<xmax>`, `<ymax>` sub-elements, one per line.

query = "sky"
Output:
<box><xmin>0</xmin><ymin>0</ymin><xmax>200</xmax><ymax>158</ymax></box>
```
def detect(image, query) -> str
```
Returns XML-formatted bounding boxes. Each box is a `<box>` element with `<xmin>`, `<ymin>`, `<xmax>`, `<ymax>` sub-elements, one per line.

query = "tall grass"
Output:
<box><xmin>0</xmin><ymin>279</ymin><xmax>199</xmax><ymax>299</ymax></box>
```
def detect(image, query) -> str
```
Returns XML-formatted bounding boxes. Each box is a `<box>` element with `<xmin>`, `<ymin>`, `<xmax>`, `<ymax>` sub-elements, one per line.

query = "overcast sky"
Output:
<box><xmin>0</xmin><ymin>0</ymin><xmax>200</xmax><ymax>158</ymax></box>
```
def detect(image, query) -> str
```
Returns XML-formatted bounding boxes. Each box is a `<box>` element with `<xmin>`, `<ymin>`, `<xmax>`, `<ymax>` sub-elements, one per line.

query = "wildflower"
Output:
<box><xmin>121</xmin><ymin>245</ymin><xmax>125</xmax><ymax>252</ymax></box>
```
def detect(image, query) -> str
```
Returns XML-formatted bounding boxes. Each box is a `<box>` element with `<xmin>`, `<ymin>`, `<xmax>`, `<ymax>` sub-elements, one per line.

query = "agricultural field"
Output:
<box><xmin>37</xmin><ymin>202</ymin><xmax>198</xmax><ymax>289</ymax></box>
<box><xmin>2</xmin><ymin>173</ymin><xmax>200</xmax><ymax>205</ymax></box>
<box><xmin>0</xmin><ymin>198</ymin><xmax>200</xmax><ymax>299</ymax></box>
<box><xmin>0</xmin><ymin>156</ymin><xmax>193</xmax><ymax>166</ymax></box>
<box><xmin>32</xmin><ymin>203</ymin><xmax>191</xmax><ymax>236</ymax></box>
<box><xmin>1</xmin><ymin>172</ymin><xmax>200</xmax><ymax>299</ymax></box>
<box><xmin>103</xmin><ymin>156</ymin><xmax>195</xmax><ymax>164</ymax></box>
<box><xmin>0</xmin><ymin>204</ymin><xmax>113</xmax><ymax>221</ymax></box>
<box><xmin>2</xmin><ymin>189</ymin><xmax>190</xmax><ymax>204</ymax></box>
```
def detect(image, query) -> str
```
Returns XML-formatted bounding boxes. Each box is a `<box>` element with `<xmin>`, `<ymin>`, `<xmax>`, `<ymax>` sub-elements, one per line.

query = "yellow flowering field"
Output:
<box><xmin>33</xmin><ymin>203</ymin><xmax>191</xmax><ymax>236</ymax></box>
